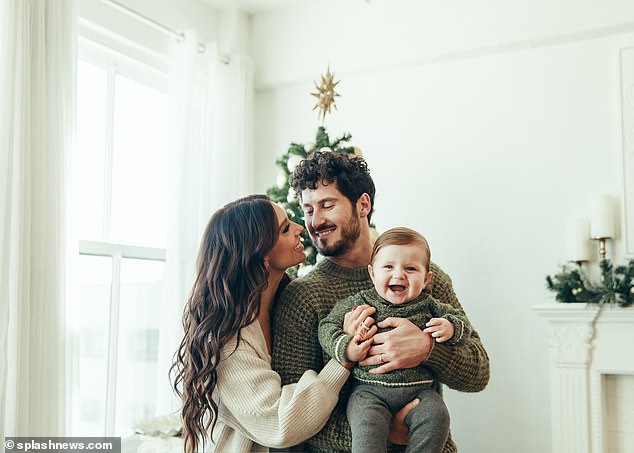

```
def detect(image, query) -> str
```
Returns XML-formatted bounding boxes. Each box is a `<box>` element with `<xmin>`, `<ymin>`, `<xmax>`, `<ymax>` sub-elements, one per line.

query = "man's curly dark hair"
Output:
<box><xmin>290</xmin><ymin>150</ymin><xmax>376</xmax><ymax>222</ymax></box>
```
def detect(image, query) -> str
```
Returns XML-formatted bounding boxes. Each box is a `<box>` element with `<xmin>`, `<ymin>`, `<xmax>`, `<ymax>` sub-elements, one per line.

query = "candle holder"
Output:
<box><xmin>591</xmin><ymin>236</ymin><xmax>611</xmax><ymax>261</ymax></box>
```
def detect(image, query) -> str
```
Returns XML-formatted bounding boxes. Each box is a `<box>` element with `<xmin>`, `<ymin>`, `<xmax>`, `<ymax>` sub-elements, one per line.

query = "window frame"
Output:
<box><xmin>74</xmin><ymin>22</ymin><xmax>169</xmax><ymax>436</ymax></box>
<box><xmin>77</xmin><ymin>241</ymin><xmax>165</xmax><ymax>435</ymax></box>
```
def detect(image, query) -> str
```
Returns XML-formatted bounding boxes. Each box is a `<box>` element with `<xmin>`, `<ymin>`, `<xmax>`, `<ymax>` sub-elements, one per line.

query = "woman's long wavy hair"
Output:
<box><xmin>170</xmin><ymin>195</ymin><xmax>278</xmax><ymax>452</ymax></box>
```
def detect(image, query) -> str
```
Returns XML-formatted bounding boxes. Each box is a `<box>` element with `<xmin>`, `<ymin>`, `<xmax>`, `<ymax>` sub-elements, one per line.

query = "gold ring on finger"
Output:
<box><xmin>361</xmin><ymin>319</ymin><xmax>370</xmax><ymax>330</ymax></box>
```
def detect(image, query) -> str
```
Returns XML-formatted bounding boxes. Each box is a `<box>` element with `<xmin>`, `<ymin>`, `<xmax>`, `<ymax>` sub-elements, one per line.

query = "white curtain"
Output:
<box><xmin>0</xmin><ymin>0</ymin><xmax>77</xmax><ymax>437</ymax></box>
<box><xmin>155</xmin><ymin>32</ymin><xmax>254</xmax><ymax>416</ymax></box>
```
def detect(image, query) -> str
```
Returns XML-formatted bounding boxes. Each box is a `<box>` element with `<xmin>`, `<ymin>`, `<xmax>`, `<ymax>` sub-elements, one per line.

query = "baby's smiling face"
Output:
<box><xmin>368</xmin><ymin>244</ymin><xmax>432</xmax><ymax>305</ymax></box>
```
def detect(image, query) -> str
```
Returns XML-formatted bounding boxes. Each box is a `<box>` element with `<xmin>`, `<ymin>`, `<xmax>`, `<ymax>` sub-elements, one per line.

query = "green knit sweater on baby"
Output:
<box><xmin>318</xmin><ymin>288</ymin><xmax>471</xmax><ymax>388</ymax></box>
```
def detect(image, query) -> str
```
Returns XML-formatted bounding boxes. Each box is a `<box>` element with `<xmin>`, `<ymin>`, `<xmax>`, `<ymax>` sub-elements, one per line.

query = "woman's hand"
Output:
<box><xmin>343</xmin><ymin>304</ymin><xmax>377</xmax><ymax>339</ymax></box>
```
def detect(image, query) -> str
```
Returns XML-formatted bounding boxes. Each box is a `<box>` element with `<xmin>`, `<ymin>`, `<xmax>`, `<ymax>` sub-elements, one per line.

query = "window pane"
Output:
<box><xmin>114</xmin><ymin>258</ymin><xmax>165</xmax><ymax>436</ymax></box>
<box><xmin>77</xmin><ymin>61</ymin><xmax>107</xmax><ymax>241</ymax></box>
<box><xmin>110</xmin><ymin>75</ymin><xmax>168</xmax><ymax>248</ymax></box>
<box><xmin>72</xmin><ymin>254</ymin><xmax>112</xmax><ymax>436</ymax></box>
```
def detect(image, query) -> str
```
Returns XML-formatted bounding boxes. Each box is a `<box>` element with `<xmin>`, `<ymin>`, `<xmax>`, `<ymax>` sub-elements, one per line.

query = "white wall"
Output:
<box><xmin>250</xmin><ymin>1</ymin><xmax>634</xmax><ymax>452</ymax></box>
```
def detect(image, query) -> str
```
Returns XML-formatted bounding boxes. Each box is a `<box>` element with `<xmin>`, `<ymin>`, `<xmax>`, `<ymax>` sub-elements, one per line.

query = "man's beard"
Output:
<box><xmin>313</xmin><ymin>209</ymin><xmax>361</xmax><ymax>257</ymax></box>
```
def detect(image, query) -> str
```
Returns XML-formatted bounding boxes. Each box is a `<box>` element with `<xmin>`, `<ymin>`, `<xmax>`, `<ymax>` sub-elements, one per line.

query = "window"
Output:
<box><xmin>72</xmin><ymin>37</ymin><xmax>169</xmax><ymax>437</ymax></box>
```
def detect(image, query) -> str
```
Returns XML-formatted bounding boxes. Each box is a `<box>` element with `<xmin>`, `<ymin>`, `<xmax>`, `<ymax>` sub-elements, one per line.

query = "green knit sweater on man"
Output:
<box><xmin>271</xmin><ymin>258</ymin><xmax>490</xmax><ymax>453</ymax></box>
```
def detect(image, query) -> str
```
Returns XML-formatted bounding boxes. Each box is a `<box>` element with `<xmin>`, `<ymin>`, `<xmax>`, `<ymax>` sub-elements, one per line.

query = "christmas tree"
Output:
<box><xmin>266</xmin><ymin>67</ymin><xmax>374</xmax><ymax>276</ymax></box>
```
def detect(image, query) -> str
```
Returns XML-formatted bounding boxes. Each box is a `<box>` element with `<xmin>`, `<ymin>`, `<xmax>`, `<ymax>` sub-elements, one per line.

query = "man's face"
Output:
<box><xmin>300</xmin><ymin>181</ymin><xmax>361</xmax><ymax>257</ymax></box>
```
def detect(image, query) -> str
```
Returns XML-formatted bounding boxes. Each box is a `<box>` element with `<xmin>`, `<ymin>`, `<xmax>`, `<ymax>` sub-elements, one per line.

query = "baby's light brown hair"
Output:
<box><xmin>370</xmin><ymin>227</ymin><xmax>431</xmax><ymax>271</ymax></box>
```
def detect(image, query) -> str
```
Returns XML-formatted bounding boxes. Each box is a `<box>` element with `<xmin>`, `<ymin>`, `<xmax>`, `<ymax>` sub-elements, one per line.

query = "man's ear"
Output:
<box><xmin>357</xmin><ymin>193</ymin><xmax>372</xmax><ymax>219</ymax></box>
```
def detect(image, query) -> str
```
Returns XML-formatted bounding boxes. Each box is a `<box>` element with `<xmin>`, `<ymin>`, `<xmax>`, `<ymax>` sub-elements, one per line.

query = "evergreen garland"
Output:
<box><xmin>545</xmin><ymin>259</ymin><xmax>634</xmax><ymax>307</ymax></box>
<box><xmin>266</xmin><ymin>126</ymin><xmax>357</xmax><ymax>276</ymax></box>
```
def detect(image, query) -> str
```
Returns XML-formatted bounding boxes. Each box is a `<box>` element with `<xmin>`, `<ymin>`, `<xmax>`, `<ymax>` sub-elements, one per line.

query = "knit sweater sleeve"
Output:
<box><xmin>272</xmin><ymin>280</ymin><xmax>325</xmax><ymax>385</ymax></box>
<box><xmin>318</xmin><ymin>294</ymin><xmax>360</xmax><ymax>365</ymax></box>
<box><xmin>216</xmin><ymin>326</ymin><xmax>350</xmax><ymax>449</ymax></box>
<box><xmin>425</xmin><ymin>263</ymin><xmax>490</xmax><ymax>392</ymax></box>
<box><xmin>427</xmin><ymin>297</ymin><xmax>473</xmax><ymax>345</ymax></box>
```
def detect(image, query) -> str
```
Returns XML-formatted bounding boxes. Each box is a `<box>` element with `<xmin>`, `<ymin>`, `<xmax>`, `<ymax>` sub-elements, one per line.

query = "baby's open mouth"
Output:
<box><xmin>389</xmin><ymin>285</ymin><xmax>406</xmax><ymax>293</ymax></box>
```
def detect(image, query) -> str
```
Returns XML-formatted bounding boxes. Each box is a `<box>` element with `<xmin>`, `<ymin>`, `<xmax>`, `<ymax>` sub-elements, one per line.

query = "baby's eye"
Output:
<box><xmin>406</xmin><ymin>266</ymin><xmax>417</xmax><ymax>271</ymax></box>
<box><xmin>383</xmin><ymin>265</ymin><xmax>393</xmax><ymax>270</ymax></box>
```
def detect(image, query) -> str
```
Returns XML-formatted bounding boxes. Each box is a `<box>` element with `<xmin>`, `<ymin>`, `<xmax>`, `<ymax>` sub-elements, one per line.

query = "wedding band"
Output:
<box><xmin>361</xmin><ymin>319</ymin><xmax>370</xmax><ymax>330</ymax></box>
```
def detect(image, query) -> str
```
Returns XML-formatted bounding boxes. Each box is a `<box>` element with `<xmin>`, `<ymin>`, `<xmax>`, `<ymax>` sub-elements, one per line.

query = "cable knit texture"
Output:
<box><xmin>319</xmin><ymin>288</ymin><xmax>472</xmax><ymax>387</ymax></box>
<box><xmin>210</xmin><ymin>321</ymin><xmax>350</xmax><ymax>452</ymax></box>
<box><xmin>271</xmin><ymin>259</ymin><xmax>490</xmax><ymax>453</ymax></box>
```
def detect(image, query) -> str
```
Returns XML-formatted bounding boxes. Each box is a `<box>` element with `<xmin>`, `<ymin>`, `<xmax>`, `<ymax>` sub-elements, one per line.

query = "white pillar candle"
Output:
<box><xmin>590</xmin><ymin>195</ymin><xmax>615</xmax><ymax>239</ymax></box>
<box><xmin>568</xmin><ymin>218</ymin><xmax>591</xmax><ymax>262</ymax></box>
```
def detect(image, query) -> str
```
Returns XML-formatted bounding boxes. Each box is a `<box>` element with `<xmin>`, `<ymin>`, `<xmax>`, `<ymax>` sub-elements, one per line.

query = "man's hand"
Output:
<box><xmin>359</xmin><ymin>317</ymin><xmax>432</xmax><ymax>374</ymax></box>
<box><xmin>388</xmin><ymin>398</ymin><xmax>420</xmax><ymax>445</ymax></box>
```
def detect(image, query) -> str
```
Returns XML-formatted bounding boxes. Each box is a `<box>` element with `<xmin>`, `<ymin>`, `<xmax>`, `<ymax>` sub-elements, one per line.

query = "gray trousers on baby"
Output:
<box><xmin>347</xmin><ymin>383</ymin><xmax>450</xmax><ymax>453</ymax></box>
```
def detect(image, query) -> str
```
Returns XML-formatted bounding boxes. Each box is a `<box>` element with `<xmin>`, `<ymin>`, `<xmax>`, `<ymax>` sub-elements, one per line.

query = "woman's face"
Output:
<box><xmin>265</xmin><ymin>202</ymin><xmax>306</xmax><ymax>272</ymax></box>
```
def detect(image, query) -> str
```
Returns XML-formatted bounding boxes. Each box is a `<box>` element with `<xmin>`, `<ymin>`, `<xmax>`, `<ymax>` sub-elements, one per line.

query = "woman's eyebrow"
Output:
<box><xmin>278</xmin><ymin>218</ymin><xmax>290</xmax><ymax>232</ymax></box>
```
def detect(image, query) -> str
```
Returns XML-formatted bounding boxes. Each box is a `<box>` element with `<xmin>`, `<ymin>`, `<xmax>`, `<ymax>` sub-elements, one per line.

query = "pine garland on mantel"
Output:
<box><xmin>545</xmin><ymin>259</ymin><xmax>634</xmax><ymax>307</ymax></box>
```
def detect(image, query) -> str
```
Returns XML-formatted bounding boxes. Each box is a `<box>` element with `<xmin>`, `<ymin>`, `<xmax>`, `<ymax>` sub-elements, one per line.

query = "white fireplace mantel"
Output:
<box><xmin>533</xmin><ymin>303</ymin><xmax>634</xmax><ymax>453</ymax></box>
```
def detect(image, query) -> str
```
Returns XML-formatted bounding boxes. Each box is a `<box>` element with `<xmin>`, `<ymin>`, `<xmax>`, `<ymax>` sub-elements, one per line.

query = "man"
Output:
<box><xmin>271</xmin><ymin>151</ymin><xmax>489</xmax><ymax>453</ymax></box>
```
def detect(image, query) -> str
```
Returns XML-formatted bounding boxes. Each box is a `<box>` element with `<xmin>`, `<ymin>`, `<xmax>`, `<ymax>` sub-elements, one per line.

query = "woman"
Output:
<box><xmin>171</xmin><ymin>195</ymin><xmax>370</xmax><ymax>453</ymax></box>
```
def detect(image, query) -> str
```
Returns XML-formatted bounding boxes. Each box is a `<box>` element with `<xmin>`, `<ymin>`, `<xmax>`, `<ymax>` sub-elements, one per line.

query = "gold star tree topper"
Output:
<box><xmin>311</xmin><ymin>67</ymin><xmax>340</xmax><ymax>122</ymax></box>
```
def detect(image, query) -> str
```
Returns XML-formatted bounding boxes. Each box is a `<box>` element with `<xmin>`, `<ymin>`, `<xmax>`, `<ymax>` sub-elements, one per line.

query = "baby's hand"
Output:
<box><xmin>346</xmin><ymin>334</ymin><xmax>373</xmax><ymax>362</ymax></box>
<box><xmin>423</xmin><ymin>318</ymin><xmax>454</xmax><ymax>343</ymax></box>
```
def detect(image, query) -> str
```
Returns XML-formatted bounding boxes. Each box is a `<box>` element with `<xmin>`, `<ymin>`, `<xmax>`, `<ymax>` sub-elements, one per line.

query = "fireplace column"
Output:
<box><xmin>534</xmin><ymin>304</ymin><xmax>599</xmax><ymax>453</ymax></box>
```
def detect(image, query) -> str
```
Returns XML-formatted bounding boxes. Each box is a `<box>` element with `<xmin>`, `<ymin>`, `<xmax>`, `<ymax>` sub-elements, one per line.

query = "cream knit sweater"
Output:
<box><xmin>207</xmin><ymin>320</ymin><xmax>350</xmax><ymax>453</ymax></box>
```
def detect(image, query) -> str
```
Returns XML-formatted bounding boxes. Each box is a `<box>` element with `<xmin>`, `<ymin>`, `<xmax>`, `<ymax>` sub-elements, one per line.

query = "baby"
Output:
<box><xmin>318</xmin><ymin>227</ymin><xmax>472</xmax><ymax>453</ymax></box>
